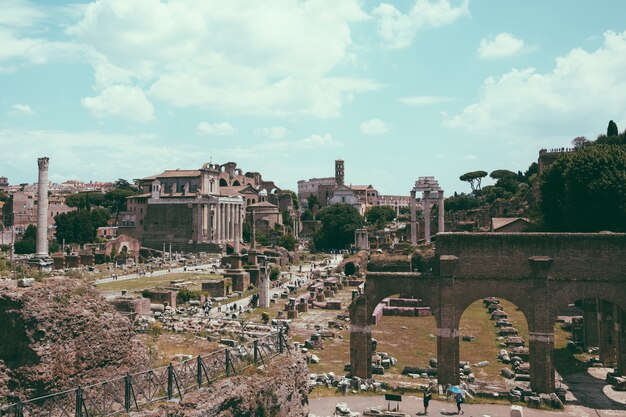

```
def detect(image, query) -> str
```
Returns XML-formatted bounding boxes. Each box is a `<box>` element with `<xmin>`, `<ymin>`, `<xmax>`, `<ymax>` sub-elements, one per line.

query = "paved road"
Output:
<box><xmin>94</xmin><ymin>262</ymin><xmax>219</xmax><ymax>284</ymax></box>
<box><xmin>308</xmin><ymin>395</ymin><xmax>626</xmax><ymax>417</ymax></box>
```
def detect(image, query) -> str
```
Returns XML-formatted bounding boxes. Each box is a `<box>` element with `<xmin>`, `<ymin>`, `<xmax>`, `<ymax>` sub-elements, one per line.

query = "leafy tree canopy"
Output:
<box><xmin>445</xmin><ymin>193</ymin><xmax>481</xmax><ymax>212</ymax></box>
<box><xmin>489</xmin><ymin>169</ymin><xmax>517</xmax><ymax>180</ymax></box>
<box><xmin>282</xmin><ymin>189</ymin><xmax>299</xmax><ymax>210</ymax></box>
<box><xmin>313</xmin><ymin>204</ymin><xmax>363</xmax><ymax>250</ymax></box>
<box><xmin>365</xmin><ymin>206</ymin><xmax>396</xmax><ymax>228</ymax></box>
<box><xmin>459</xmin><ymin>171</ymin><xmax>487</xmax><ymax>192</ymax></box>
<box><xmin>307</xmin><ymin>195</ymin><xmax>320</xmax><ymax>211</ymax></box>
<box><xmin>540</xmin><ymin>144</ymin><xmax>626</xmax><ymax>232</ymax></box>
<box><xmin>55</xmin><ymin>208</ymin><xmax>111</xmax><ymax>244</ymax></box>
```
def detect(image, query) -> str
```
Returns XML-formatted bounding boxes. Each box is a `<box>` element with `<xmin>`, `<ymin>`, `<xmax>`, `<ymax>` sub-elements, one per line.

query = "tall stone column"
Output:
<box><xmin>250</xmin><ymin>210</ymin><xmax>256</xmax><ymax>250</ymax></box>
<box><xmin>221</xmin><ymin>203</ymin><xmax>226</xmax><ymax>242</ymax></box>
<box><xmin>528</xmin><ymin>258</ymin><xmax>556</xmax><ymax>393</ymax></box>
<box><xmin>423</xmin><ymin>190</ymin><xmax>431</xmax><ymax>244</ymax></box>
<box><xmin>409</xmin><ymin>190</ymin><xmax>417</xmax><ymax>245</ymax></box>
<box><xmin>230</xmin><ymin>204</ymin><xmax>235</xmax><ymax>242</ymax></box>
<box><xmin>35</xmin><ymin>157</ymin><xmax>49</xmax><ymax>257</ymax></box>
<box><xmin>196</xmin><ymin>203</ymin><xmax>203</xmax><ymax>243</ymax></box>
<box><xmin>437</xmin><ymin>190</ymin><xmax>445</xmax><ymax>233</ymax></box>
<box><xmin>582</xmin><ymin>299</ymin><xmax>600</xmax><ymax>348</ymax></box>
<box><xmin>206</xmin><ymin>204</ymin><xmax>213</xmax><ymax>243</ymax></box>
<box><xmin>350</xmin><ymin>297</ymin><xmax>372</xmax><ymax>379</ymax></box>
<box><xmin>598</xmin><ymin>300</ymin><xmax>616</xmax><ymax>366</ymax></box>
<box><xmin>437</xmin><ymin>255</ymin><xmax>459</xmax><ymax>386</ymax></box>
<box><xmin>217</xmin><ymin>203</ymin><xmax>223</xmax><ymax>242</ymax></box>
<box><xmin>615</xmin><ymin>305</ymin><xmax>626</xmax><ymax>375</ymax></box>
<box><xmin>259</xmin><ymin>266</ymin><xmax>270</xmax><ymax>308</ymax></box>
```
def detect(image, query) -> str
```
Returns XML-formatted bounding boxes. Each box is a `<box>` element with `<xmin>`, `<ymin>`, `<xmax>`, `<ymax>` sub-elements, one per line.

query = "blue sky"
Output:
<box><xmin>2</xmin><ymin>0</ymin><xmax>626</xmax><ymax>195</ymax></box>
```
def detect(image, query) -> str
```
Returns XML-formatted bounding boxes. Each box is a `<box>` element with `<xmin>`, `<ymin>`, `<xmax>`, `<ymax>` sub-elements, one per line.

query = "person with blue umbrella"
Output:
<box><xmin>448</xmin><ymin>385</ymin><xmax>465</xmax><ymax>414</ymax></box>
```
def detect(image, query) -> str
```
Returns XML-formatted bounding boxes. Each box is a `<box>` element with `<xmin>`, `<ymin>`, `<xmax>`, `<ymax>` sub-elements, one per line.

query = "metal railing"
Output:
<box><xmin>0</xmin><ymin>330</ymin><xmax>290</xmax><ymax>417</ymax></box>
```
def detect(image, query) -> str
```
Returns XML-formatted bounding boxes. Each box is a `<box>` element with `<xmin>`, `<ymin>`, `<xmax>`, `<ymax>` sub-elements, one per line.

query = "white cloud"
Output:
<box><xmin>478</xmin><ymin>33</ymin><xmax>525</xmax><ymax>59</ymax></box>
<box><xmin>399</xmin><ymin>96</ymin><xmax>452</xmax><ymax>105</ymax></box>
<box><xmin>65</xmin><ymin>0</ymin><xmax>376</xmax><ymax>118</ymax></box>
<box><xmin>81</xmin><ymin>85</ymin><xmax>154</xmax><ymax>122</ymax></box>
<box><xmin>255</xmin><ymin>126</ymin><xmax>288</xmax><ymax>139</ymax></box>
<box><xmin>373</xmin><ymin>0</ymin><xmax>469</xmax><ymax>48</ymax></box>
<box><xmin>196</xmin><ymin>121</ymin><xmax>236</xmax><ymax>136</ymax></box>
<box><xmin>360</xmin><ymin>118</ymin><xmax>391</xmax><ymax>135</ymax></box>
<box><xmin>9</xmin><ymin>103</ymin><xmax>34</xmax><ymax>115</ymax></box>
<box><xmin>445</xmin><ymin>31</ymin><xmax>626</xmax><ymax>137</ymax></box>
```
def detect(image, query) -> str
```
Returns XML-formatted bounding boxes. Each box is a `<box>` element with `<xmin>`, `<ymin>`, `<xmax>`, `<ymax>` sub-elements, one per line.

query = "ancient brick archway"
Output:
<box><xmin>350</xmin><ymin>233</ymin><xmax>626</xmax><ymax>394</ymax></box>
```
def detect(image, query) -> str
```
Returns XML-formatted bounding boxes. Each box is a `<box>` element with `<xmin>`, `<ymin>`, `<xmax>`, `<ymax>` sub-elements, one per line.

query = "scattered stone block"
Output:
<box><xmin>18</xmin><ymin>278</ymin><xmax>35</xmax><ymax>287</ymax></box>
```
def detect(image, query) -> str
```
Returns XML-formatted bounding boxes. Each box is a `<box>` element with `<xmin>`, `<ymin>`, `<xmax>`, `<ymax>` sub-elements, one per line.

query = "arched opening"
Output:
<box><xmin>370</xmin><ymin>294</ymin><xmax>438</xmax><ymax>385</ymax></box>
<box><xmin>219</xmin><ymin>178</ymin><xmax>228</xmax><ymax>187</ymax></box>
<box><xmin>459</xmin><ymin>298</ymin><xmax>530</xmax><ymax>391</ymax></box>
<box><xmin>232</xmin><ymin>180</ymin><xmax>241</xmax><ymax>186</ymax></box>
<box><xmin>553</xmin><ymin>298</ymin><xmax>626</xmax><ymax>408</ymax></box>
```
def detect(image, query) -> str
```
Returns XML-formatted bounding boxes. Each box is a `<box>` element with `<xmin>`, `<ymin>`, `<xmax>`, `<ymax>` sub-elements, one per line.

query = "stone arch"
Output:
<box><xmin>219</xmin><ymin>178</ymin><xmax>228</xmax><ymax>187</ymax></box>
<box><xmin>232</xmin><ymin>180</ymin><xmax>241</xmax><ymax>186</ymax></box>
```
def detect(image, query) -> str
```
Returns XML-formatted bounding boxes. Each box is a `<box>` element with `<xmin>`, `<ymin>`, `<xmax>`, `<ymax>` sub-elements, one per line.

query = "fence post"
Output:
<box><xmin>278</xmin><ymin>328</ymin><xmax>284</xmax><ymax>354</ymax></box>
<box><xmin>75</xmin><ymin>387</ymin><xmax>83</xmax><ymax>417</ymax></box>
<box><xmin>225</xmin><ymin>350</ymin><xmax>231</xmax><ymax>377</ymax></box>
<box><xmin>167</xmin><ymin>363</ymin><xmax>174</xmax><ymax>400</ymax></box>
<box><xmin>197</xmin><ymin>356</ymin><xmax>203</xmax><ymax>388</ymax></box>
<box><xmin>124</xmin><ymin>373</ymin><xmax>131</xmax><ymax>412</ymax></box>
<box><xmin>253</xmin><ymin>340</ymin><xmax>258</xmax><ymax>365</ymax></box>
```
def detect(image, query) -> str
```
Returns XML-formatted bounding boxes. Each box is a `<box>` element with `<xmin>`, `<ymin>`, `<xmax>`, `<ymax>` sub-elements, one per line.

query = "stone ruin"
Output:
<box><xmin>0</xmin><ymin>278</ymin><xmax>149</xmax><ymax>400</ymax></box>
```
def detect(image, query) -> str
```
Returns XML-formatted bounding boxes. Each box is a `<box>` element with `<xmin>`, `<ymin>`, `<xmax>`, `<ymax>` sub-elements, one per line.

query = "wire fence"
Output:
<box><xmin>0</xmin><ymin>330</ymin><xmax>290</xmax><ymax>417</ymax></box>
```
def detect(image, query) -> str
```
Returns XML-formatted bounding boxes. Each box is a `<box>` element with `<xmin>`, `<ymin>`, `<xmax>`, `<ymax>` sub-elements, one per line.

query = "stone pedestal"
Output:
<box><xmin>349</xmin><ymin>305</ymin><xmax>372</xmax><ymax>378</ymax></box>
<box><xmin>529</xmin><ymin>334</ymin><xmax>555</xmax><ymax>393</ymax></box>
<box><xmin>248</xmin><ymin>268</ymin><xmax>260</xmax><ymax>286</ymax></box>
<box><xmin>287</xmin><ymin>309</ymin><xmax>298</xmax><ymax>319</ymax></box>
<box><xmin>224</xmin><ymin>269</ymin><xmax>250</xmax><ymax>293</ymax></box>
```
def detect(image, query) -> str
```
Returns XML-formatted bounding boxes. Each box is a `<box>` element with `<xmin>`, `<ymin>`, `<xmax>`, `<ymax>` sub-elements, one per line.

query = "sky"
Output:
<box><xmin>2</xmin><ymin>0</ymin><xmax>626</xmax><ymax>195</ymax></box>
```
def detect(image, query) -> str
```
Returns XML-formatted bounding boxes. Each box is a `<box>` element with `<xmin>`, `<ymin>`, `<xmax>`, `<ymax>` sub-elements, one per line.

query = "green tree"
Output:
<box><xmin>607</xmin><ymin>120</ymin><xmax>619</xmax><ymax>137</ymax></box>
<box><xmin>300</xmin><ymin>209</ymin><xmax>313</xmax><ymax>221</ymax></box>
<box><xmin>489</xmin><ymin>169</ymin><xmax>517</xmax><ymax>181</ymax></box>
<box><xmin>307</xmin><ymin>195</ymin><xmax>320</xmax><ymax>210</ymax></box>
<box><xmin>2</xmin><ymin>196</ymin><xmax>13</xmax><ymax>226</ymax></box>
<box><xmin>445</xmin><ymin>194</ymin><xmax>481</xmax><ymax>212</ymax></box>
<box><xmin>313</xmin><ymin>204</ymin><xmax>363</xmax><ymax>250</ymax></box>
<box><xmin>276</xmin><ymin>234</ymin><xmax>296</xmax><ymax>251</ymax></box>
<box><xmin>14</xmin><ymin>224</ymin><xmax>37</xmax><ymax>254</ymax></box>
<box><xmin>65</xmin><ymin>192</ymin><xmax>107</xmax><ymax>209</ymax></box>
<box><xmin>459</xmin><ymin>171</ymin><xmax>487</xmax><ymax>192</ymax></box>
<box><xmin>55</xmin><ymin>208</ymin><xmax>111</xmax><ymax>244</ymax></box>
<box><xmin>365</xmin><ymin>206</ymin><xmax>395</xmax><ymax>228</ymax></box>
<box><xmin>105</xmin><ymin>188</ymin><xmax>137</xmax><ymax>217</ymax></box>
<box><xmin>540</xmin><ymin>145</ymin><xmax>626</xmax><ymax>232</ymax></box>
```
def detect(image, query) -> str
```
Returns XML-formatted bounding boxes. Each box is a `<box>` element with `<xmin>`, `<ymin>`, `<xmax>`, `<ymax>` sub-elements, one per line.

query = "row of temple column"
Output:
<box><xmin>409</xmin><ymin>189</ymin><xmax>445</xmax><ymax>244</ymax></box>
<box><xmin>197</xmin><ymin>201</ymin><xmax>243</xmax><ymax>244</ymax></box>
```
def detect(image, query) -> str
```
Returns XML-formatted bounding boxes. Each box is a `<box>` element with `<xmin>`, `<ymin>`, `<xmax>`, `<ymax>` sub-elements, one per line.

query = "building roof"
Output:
<box><xmin>248</xmin><ymin>201</ymin><xmax>277</xmax><ymax>209</ymax></box>
<box><xmin>351</xmin><ymin>185</ymin><xmax>373</xmax><ymax>191</ymax></box>
<box><xmin>142</xmin><ymin>169</ymin><xmax>201</xmax><ymax>180</ymax></box>
<box><xmin>220</xmin><ymin>186</ymin><xmax>247</xmax><ymax>196</ymax></box>
<box><xmin>492</xmin><ymin>217</ymin><xmax>531</xmax><ymax>231</ymax></box>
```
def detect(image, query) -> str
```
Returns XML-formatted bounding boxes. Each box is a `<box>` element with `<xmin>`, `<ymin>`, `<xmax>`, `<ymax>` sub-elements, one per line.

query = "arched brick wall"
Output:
<box><xmin>350</xmin><ymin>233</ymin><xmax>626</xmax><ymax>393</ymax></box>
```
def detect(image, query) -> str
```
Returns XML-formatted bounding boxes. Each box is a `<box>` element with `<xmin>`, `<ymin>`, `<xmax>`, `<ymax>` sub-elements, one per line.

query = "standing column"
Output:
<box><xmin>438</xmin><ymin>190</ymin><xmax>445</xmax><ymax>234</ymax></box>
<box><xmin>250</xmin><ymin>210</ymin><xmax>257</xmax><ymax>250</ymax></box>
<box><xmin>230</xmin><ymin>203</ymin><xmax>235</xmax><ymax>242</ymax></box>
<box><xmin>615</xmin><ymin>305</ymin><xmax>626</xmax><ymax>375</ymax></box>
<box><xmin>221</xmin><ymin>203</ymin><xmax>227</xmax><ymax>242</ymax></box>
<box><xmin>349</xmin><ymin>297</ymin><xmax>372</xmax><ymax>379</ymax></box>
<box><xmin>36</xmin><ymin>157</ymin><xmax>50</xmax><ymax>257</ymax></box>
<box><xmin>217</xmin><ymin>203</ymin><xmax>223</xmax><ymax>242</ymax></box>
<box><xmin>409</xmin><ymin>190</ymin><xmax>417</xmax><ymax>245</ymax></box>
<box><xmin>206</xmin><ymin>204</ymin><xmax>213</xmax><ymax>243</ymax></box>
<box><xmin>423</xmin><ymin>190</ymin><xmax>431</xmax><ymax>244</ymax></box>
<box><xmin>598</xmin><ymin>300</ymin><xmax>616</xmax><ymax>366</ymax></box>
<box><xmin>528</xmin><ymin>260</ymin><xmax>556</xmax><ymax>394</ymax></box>
<box><xmin>196</xmin><ymin>203</ymin><xmax>203</xmax><ymax>243</ymax></box>
<box><xmin>582</xmin><ymin>299</ymin><xmax>600</xmax><ymax>348</ymax></box>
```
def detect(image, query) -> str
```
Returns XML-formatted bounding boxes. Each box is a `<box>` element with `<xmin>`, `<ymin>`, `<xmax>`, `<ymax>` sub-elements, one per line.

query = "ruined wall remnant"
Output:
<box><xmin>0</xmin><ymin>279</ymin><xmax>149</xmax><ymax>400</ymax></box>
<box><xmin>135</xmin><ymin>355</ymin><xmax>309</xmax><ymax>417</ymax></box>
